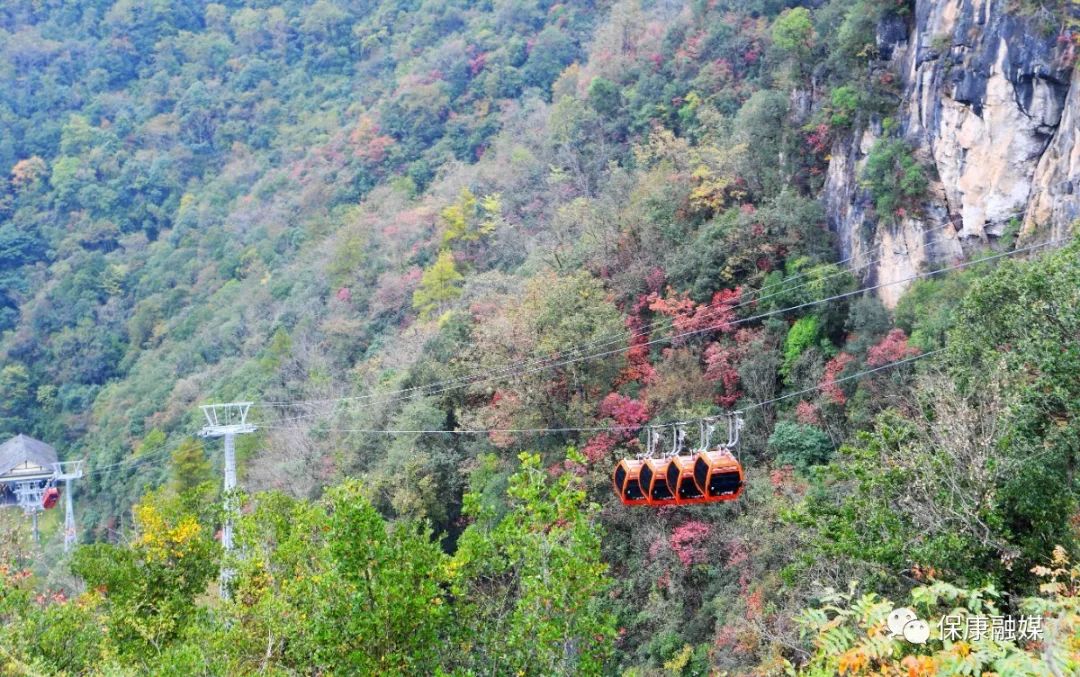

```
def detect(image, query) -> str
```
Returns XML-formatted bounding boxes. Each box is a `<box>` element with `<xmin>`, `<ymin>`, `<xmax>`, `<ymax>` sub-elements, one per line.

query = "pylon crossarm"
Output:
<box><xmin>199</xmin><ymin>402</ymin><xmax>256</xmax><ymax>438</ymax></box>
<box><xmin>53</xmin><ymin>460</ymin><xmax>84</xmax><ymax>481</ymax></box>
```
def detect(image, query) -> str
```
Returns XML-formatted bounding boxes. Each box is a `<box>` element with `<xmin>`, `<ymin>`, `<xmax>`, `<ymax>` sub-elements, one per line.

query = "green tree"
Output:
<box><xmin>312</xmin><ymin>481</ymin><xmax>449</xmax><ymax>673</ymax></box>
<box><xmin>733</xmin><ymin>90</ymin><xmax>797</xmax><ymax>198</ymax></box>
<box><xmin>948</xmin><ymin>238</ymin><xmax>1080</xmax><ymax>577</ymax></box>
<box><xmin>135</xmin><ymin>428</ymin><xmax>167</xmax><ymax>457</ymax></box>
<box><xmin>0</xmin><ymin>363</ymin><xmax>31</xmax><ymax>424</ymax></box>
<box><xmin>827</xmin><ymin>0</ymin><xmax>883</xmax><ymax>78</ymax></box>
<box><xmin>70</xmin><ymin>489</ymin><xmax>219</xmax><ymax>663</ymax></box>
<box><xmin>0</xmin><ymin>565</ymin><xmax>105</xmax><ymax>675</ymax></box>
<box><xmin>229</xmin><ymin>483</ymin><xmax>449</xmax><ymax>673</ymax></box>
<box><xmin>448</xmin><ymin>451</ymin><xmax>617</xmax><ymax>675</ymax></box>
<box><xmin>893</xmin><ymin>267</ymin><xmax>982</xmax><ymax>350</ymax></box>
<box><xmin>522</xmin><ymin>26</ymin><xmax>579</xmax><ymax>93</ymax></box>
<box><xmin>412</xmin><ymin>249</ymin><xmax>464</xmax><ymax>319</ymax></box>
<box><xmin>771</xmin><ymin>7</ymin><xmax>815</xmax><ymax>66</ymax></box>
<box><xmin>441</xmin><ymin>187</ymin><xmax>501</xmax><ymax>245</ymax></box>
<box><xmin>587</xmin><ymin>77</ymin><xmax>623</xmax><ymax>116</ymax></box>
<box><xmin>259</xmin><ymin>326</ymin><xmax>293</xmax><ymax>373</ymax></box>
<box><xmin>828</xmin><ymin>85</ymin><xmax>860</xmax><ymax>127</ymax></box>
<box><xmin>169</xmin><ymin>438</ymin><xmax>213</xmax><ymax>496</ymax></box>
<box><xmin>793</xmin><ymin>366</ymin><xmax>1027</xmax><ymax>588</ymax></box>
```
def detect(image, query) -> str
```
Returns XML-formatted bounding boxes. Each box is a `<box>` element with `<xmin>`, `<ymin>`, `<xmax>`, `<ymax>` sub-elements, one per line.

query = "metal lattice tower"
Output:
<box><xmin>53</xmin><ymin>461</ymin><xmax>84</xmax><ymax>552</ymax></box>
<box><xmin>13</xmin><ymin>482</ymin><xmax>46</xmax><ymax>542</ymax></box>
<box><xmin>198</xmin><ymin>402</ymin><xmax>256</xmax><ymax>599</ymax></box>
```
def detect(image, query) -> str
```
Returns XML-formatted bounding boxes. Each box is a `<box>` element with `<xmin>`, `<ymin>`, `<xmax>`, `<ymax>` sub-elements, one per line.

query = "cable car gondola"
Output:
<box><xmin>613</xmin><ymin>459</ymin><xmax>647</xmax><ymax>505</ymax></box>
<box><xmin>612</xmin><ymin>414</ymin><xmax>744</xmax><ymax>507</ymax></box>
<box><xmin>692</xmin><ymin>414</ymin><xmax>744</xmax><ymax>500</ymax></box>
<box><xmin>666</xmin><ymin>455</ymin><xmax>709</xmax><ymax>504</ymax></box>
<box><xmin>639</xmin><ymin>457</ymin><xmax>678</xmax><ymax>506</ymax></box>
<box><xmin>42</xmin><ymin>486</ymin><xmax>59</xmax><ymax>510</ymax></box>
<box><xmin>692</xmin><ymin>449</ymin><xmax>743</xmax><ymax>501</ymax></box>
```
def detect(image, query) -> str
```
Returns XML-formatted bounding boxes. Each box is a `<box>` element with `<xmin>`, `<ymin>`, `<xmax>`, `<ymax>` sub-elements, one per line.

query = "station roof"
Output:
<box><xmin>0</xmin><ymin>434</ymin><xmax>58</xmax><ymax>480</ymax></box>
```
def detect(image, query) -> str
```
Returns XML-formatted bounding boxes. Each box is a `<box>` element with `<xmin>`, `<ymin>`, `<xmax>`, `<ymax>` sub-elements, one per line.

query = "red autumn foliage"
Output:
<box><xmin>806</xmin><ymin>122</ymin><xmax>831</xmax><ymax>154</ymax></box>
<box><xmin>912</xmin><ymin>563</ymin><xmax>939</xmax><ymax>582</ymax></box>
<box><xmin>670</xmin><ymin>520</ymin><xmax>712</xmax><ymax>567</ymax></box>
<box><xmin>795</xmin><ymin>399</ymin><xmax>820</xmax><ymax>425</ymax></box>
<box><xmin>559</xmin><ymin>456</ymin><xmax>587</xmax><ymax>477</ymax></box>
<box><xmin>704</xmin><ymin>341</ymin><xmax>742</xmax><ymax>407</ymax></box>
<box><xmin>701</xmin><ymin>327</ymin><xmax>761</xmax><ymax>407</ymax></box>
<box><xmin>645</xmin><ymin>266</ymin><xmax>667</xmax><ymax>294</ymax></box>
<box><xmin>714</xmin><ymin>624</ymin><xmax>739</xmax><ymax>650</ymax></box>
<box><xmin>657</xmin><ymin>570</ymin><xmax>671</xmax><ymax>591</ymax></box>
<box><xmin>648</xmin><ymin>539</ymin><xmax>665</xmax><ymax>562</ymax></box>
<box><xmin>370</xmin><ymin>267</ymin><xmax>422</xmax><ymax>318</ymax></box>
<box><xmin>630</xmin><ymin>292</ymin><xmax>652</xmax><ymax>316</ymax></box>
<box><xmin>648</xmin><ymin>287</ymin><xmax>740</xmax><ymax>338</ymax></box>
<box><xmin>745</xmin><ymin>588</ymin><xmax>764</xmax><ymax>619</ymax></box>
<box><xmin>770</xmin><ymin>465</ymin><xmax>795</xmax><ymax>491</ymax></box>
<box><xmin>598</xmin><ymin>393</ymin><xmax>650</xmax><ymax>439</ymax></box>
<box><xmin>727</xmin><ymin>539</ymin><xmax>750</xmax><ymax>568</ymax></box>
<box><xmin>648</xmin><ymin>290</ymin><xmax>694</xmax><ymax>322</ymax></box>
<box><xmin>468</xmin><ymin>51</ymin><xmax>487</xmax><ymax>76</ymax></box>
<box><xmin>866</xmin><ymin>328</ymin><xmax>920</xmax><ymax>367</ymax></box>
<box><xmin>621</xmin><ymin>302</ymin><xmax>658</xmax><ymax>385</ymax></box>
<box><xmin>582</xmin><ymin>432</ymin><xmax>618</xmax><ymax>463</ymax></box>
<box><xmin>349</xmin><ymin>115</ymin><xmax>395</xmax><ymax>164</ymax></box>
<box><xmin>820</xmin><ymin>352</ymin><xmax>855</xmax><ymax>405</ymax></box>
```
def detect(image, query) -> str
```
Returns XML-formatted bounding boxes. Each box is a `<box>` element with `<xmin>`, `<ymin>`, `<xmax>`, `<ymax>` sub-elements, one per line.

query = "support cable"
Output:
<box><xmin>255</xmin><ymin>238</ymin><xmax>1061</xmax><ymax>427</ymax></box>
<box><xmin>257</xmin><ymin>221</ymin><xmax>963</xmax><ymax>410</ymax></box>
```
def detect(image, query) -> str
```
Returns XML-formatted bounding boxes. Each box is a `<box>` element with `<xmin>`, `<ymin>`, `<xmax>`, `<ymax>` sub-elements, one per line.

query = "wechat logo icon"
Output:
<box><xmin>887</xmin><ymin>607</ymin><xmax>930</xmax><ymax>644</ymax></box>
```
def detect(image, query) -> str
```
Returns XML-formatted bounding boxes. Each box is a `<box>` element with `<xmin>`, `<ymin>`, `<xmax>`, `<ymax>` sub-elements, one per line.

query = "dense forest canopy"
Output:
<box><xmin>0</xmin><ymin>0</ymin><xmax>1079</xmax><ymax>673</ymax></box>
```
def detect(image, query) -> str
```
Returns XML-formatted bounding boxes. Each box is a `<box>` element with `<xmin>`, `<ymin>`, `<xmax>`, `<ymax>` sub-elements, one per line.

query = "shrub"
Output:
<box><xmin>828</xmin><ymin>85</ymin><xmax>860</xmax><ymax>127</ymax></box>
<box><xmin>861</xmin><ymin>130</ymin><xmax>929</xmax><ymax>219</ymax></box>
<box><xmin>781</xmin><ymin>315</ymin><xmax>821</xmax><ymax>378</ymax></box>
<box><xmin>767</xmin><ymin>420</ymin><xmax>834</xmax><ymax>470</ymax></box>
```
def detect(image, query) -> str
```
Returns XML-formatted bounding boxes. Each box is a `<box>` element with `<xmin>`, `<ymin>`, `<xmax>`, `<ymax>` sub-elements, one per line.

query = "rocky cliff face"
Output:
<box><xmin>824</xmin><ymin>0</ymin><xmax>1079</xmax><ymax>306</ymax></box>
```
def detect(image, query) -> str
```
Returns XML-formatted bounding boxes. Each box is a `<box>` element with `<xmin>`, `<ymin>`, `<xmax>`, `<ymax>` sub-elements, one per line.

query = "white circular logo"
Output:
<box><xmin>887</xmin><ymin>607</ymin><xmax>918</xmax><ymax>637</ymax></box>
<box><xmin>902</xmin><ymin>619</ymin><xmax>931</xmax><ymax>644</ymax></box>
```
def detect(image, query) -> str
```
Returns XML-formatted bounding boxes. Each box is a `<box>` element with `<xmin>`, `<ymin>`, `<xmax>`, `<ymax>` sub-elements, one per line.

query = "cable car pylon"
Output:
<box><xmin>613</xmin><ymin>412</ymin><xmax>744</xmax><ymax>506</ymax></box>
<box><xmin>198</xmin><ymin>402</ymin><xmax>256</xmax><ymax>600</ymax></box>
<box><xmin>53</xmin><ymin>460</ymin><xmax>84</xmax><ymax>552</ymax></box>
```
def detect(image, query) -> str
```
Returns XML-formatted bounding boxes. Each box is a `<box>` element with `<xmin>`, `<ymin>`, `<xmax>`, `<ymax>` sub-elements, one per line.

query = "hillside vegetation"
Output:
<box><xmin>1</xmin><ymin>0</ymin><xmax>1079</xmax><ymax>673</ymax></box>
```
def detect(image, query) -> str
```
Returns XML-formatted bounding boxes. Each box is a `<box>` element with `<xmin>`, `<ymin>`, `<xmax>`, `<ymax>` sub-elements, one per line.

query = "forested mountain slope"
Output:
<box><xmin>1</xmin><ymin>0</ymin><xmax>1080</xmax><ymax>673</ymax></box>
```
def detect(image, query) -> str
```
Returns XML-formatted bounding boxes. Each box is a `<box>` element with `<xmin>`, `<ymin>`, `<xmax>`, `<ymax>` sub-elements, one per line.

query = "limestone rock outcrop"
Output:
<box><xmin>823</xmin><ymin>0</ymin><xmax>1079</xmax><ymax>305</ymax></box>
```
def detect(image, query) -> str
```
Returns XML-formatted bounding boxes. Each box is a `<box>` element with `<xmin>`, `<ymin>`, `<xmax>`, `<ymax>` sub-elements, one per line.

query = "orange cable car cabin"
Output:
<box><xmin>665</xmin><ymin>455</ymin><xmax>710</xmax><ymax>504</ymax></box>
<box><xmin>693</xmin><ymin>449</ymin><xmax>744</xmax><ymax>501</ymax></box>
<box><xmin>613</xmin><ymin>459</ymin><xmax>647</xmax><ymax>505</ymax></box>
<box><xmin>639</xmin><ymin>457</ymin><xmax>678</xmax><ymax>506</ymax></box>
